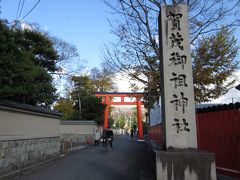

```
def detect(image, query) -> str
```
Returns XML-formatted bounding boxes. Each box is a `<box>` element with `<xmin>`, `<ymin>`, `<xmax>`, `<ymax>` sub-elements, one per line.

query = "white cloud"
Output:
<box><xmin>114</xmin><ymin>72</ymin><xmax>145</xmax><ymax>92</ymax></box>
<box><xmin>19</xmin><ymin>21</ymin><xmax>33</xmax><ymax>30</ymax></box>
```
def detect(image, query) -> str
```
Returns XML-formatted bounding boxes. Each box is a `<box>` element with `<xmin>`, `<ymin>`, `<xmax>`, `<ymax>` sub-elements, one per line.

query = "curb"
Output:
<box><xmin>0</xmin><ymin>146</ymin><xmax>88</xmax><ymax>179</ymax></box>
<box><xmin>0</xmin><ymin>155</ymin><xmax>62</xmax><ymax>179</ymax></box>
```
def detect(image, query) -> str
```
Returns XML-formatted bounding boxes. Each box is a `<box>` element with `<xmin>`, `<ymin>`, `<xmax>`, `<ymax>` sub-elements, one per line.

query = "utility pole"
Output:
<box><xmin>78</xmin><ymin>91</ymin><xmax>81</xmax><ymax>118</ymax></box>
<box><xmin>74</xmin><ymin>81</ymin><xmax>82</xmax><ymax>119</ymax></box>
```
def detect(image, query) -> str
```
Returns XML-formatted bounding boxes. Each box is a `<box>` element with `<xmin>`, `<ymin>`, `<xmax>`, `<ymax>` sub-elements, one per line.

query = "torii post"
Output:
<box><xmin>95</xmin><ymin>92</ymin><xmax>144</xmax><ymax>139</ymax></box>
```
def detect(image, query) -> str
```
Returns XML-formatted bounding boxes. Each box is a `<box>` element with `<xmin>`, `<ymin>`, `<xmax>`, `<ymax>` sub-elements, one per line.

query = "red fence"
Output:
<box><xmin>148</xmin><ymin>103</ymin><xmax>240</xmax><ymax>178</ymax></box>
<box><xmin>196</xmin><ymin>104</ymin><xmax>240</xmax><ymax>178</ymax></box>
<box><xmin>148</xmin><ymin>124</ymin><xmax>163</xmax><ymax>145</ymax></box>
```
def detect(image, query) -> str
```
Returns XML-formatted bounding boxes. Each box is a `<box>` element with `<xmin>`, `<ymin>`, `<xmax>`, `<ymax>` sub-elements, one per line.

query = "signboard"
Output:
<box><xmin>159</xmin><ymin>5</ymin><xmax>197</xmax><ymax>149</ymax></box>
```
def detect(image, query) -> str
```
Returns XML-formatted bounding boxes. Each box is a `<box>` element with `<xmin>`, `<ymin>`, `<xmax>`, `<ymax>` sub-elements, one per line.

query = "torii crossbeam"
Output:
<box><xmin>95</xmin><ymin>92</ymin><xmax>144</xmax><ymax>139</ymax></box>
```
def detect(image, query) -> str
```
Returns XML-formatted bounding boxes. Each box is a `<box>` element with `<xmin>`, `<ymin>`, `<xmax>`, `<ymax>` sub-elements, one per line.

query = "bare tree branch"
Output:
<box><xmin>102</xmin><ymin>0</ymin><xmax>240</xmax><ymax>105</ymax></box>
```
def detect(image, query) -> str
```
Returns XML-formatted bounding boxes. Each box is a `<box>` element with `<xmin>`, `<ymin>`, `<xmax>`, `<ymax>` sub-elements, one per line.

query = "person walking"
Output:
<box><xmin>130</xmin><ymin>129</ymin><xmax>134</xmax><ymax>139</ymax></box>
<box><xmin>94</xmin><ymin>130</ymin><xmax>100</xmax><ymax>146</ymax></box>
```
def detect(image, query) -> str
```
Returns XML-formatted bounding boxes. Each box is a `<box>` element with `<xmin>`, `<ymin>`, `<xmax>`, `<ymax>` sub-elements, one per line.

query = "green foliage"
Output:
<box><xmin>70</xmin><ymin>69</ymin><xmax>116</xmax><ymax>124</ymax></box>
<box><xmin>54</xmin><ymin>95</ymin><xmax>106</xmax><ymax>124</ymax></box>
<box><xmin>131</xmin><ymin>119</ymin><xmax>137</xmax><ymax>130</ymax></box>
<box><xmin>0</xmin><ymin>21</ymin><xmax>57</xmax><ymax>107</ymax></box>
<box><xmin>54</xmin><ymin>88</ymin><xmax>106</xmax><ymax>124</ymax></box>
<box><xmin>72</xmin><ymin>66</ymin><xmax>116</xmax><ymax>94</ymax></box>
<box><xmin>115</xmin><ymin>118</ymin><xmax>120</xmax><ymax>128</ymax></box>
<box><xmin>118</xmin><ymin>116</ymin><xmax>126</xmax><ymax>129</ymax></box>
<box><xmin>72</xmin><ymin>75</ymin><xmax>94</xmax><ymax>93</ymax></box>
<box><xmin>54</xmin><ymin>98</ymin><xmax>78</xmax><ymax>120</ymax></box>
<box><xmin>81</xmin><ymin>94</ymin><xmax>106</xmax><ymax>125</ymax></box>
<box><xmin>193</xmin><ymin>28</ymin><xmax>239</xmax><ymax>103</ymax></box>
<box><xmin>108</xmin><ymin>117</ymin><xmax>114</xmax><ymax>127</ymax></box>
<box><xmin>19</xmin><ymin>29</ymin><xmax>58</xmax><ymax>72</ymax></box>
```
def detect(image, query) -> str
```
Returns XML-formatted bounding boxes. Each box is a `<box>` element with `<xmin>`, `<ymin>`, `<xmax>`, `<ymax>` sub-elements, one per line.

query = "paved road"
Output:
<box><xmin>6</xmin><ymin>135</ymin><xmax>155</xmax><ymax>180</ymax></box>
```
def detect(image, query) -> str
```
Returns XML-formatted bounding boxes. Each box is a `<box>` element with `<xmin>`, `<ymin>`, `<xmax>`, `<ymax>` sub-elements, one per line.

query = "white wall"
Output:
<box><xmin>60</xmin><ymin>121</ymin><xmax>97</xmax><ymax>135</ymax></box>
<box><xmin>0</xmin><ymin>103</ymin><xmax>61</xmax><ymax>177</ymax></box>
<box><xmin>0</xmin><ymin>108</ymin><xmax>60</xmax><ymax>139</ymax></box>
<box><xmin>59</xmin><ymin>121</ymin><xmax>98</xmax><ymax>144</ymax></box>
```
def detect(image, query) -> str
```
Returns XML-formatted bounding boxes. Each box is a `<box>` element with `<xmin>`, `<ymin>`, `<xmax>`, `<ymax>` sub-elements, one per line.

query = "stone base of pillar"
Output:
<box><xmin>155</xmin><ymin>150</ymin><xmax>217</xmax><ymax>180</ymax></box>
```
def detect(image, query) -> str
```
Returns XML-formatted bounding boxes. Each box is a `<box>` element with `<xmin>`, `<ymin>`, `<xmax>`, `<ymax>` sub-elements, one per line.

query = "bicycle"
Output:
<box><xmin>105</xmin><ymin>138</ymin><xmax>112</xmax><ymax>154</ymax></box>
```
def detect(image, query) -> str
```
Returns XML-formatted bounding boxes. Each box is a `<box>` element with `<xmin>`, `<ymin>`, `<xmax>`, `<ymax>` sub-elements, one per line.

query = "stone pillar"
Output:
<box><xmin>156</xmin><ymin>150</ymin><xmax>217</xmax><ymax>180</ymax></box>
<box><xmin>160</xmin><ymin>5</ymin><xmax>197</xmax><ymax>150</ymax></box>
<box><xmin>157</xmin><ymin>5</ymin><xmax>216</xmax><ymax>180</ymax></box>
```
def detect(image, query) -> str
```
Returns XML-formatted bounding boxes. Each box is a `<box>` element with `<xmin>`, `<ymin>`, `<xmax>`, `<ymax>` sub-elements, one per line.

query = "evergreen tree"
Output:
<box><xmin>81</xmin><ymin>94</ymin><xmax>106</xmax><ymax>125</ymax></box>
<box><xmin>0</xmin><ymin>20</ymin><xmax>57</xmax><ymax>107</ymax></box>
<box><xmin>54</xmin><ymin>98</ymin><xmax>78</xmax><ymax>120</ymax></box>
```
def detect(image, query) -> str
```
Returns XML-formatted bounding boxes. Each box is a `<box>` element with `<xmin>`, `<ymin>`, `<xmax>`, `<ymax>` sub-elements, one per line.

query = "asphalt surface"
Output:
<box><xmin>6</xmin><ymin>135</ymin><xmax>155</xmax><ymax>180</ymax></box>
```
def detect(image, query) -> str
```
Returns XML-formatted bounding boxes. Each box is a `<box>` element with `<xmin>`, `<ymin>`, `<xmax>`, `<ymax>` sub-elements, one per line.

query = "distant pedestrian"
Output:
<box><xmin>130</xmin><ymin>129</ymin><xmax>133</xmax><ymax>139</ymax></box>
<box><xmin>94</xmin><ymin>130</ymin><xmax>100</xmax><ymax>146</ymax></box>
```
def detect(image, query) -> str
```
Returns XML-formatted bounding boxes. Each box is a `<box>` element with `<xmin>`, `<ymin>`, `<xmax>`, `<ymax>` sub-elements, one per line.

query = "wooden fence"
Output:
<box><xmin>148</xmin><ymin>102</ymin><xmax>240</xmax><ymax>178</ymax></box>
<box><xmin>196</xmin><ymin>103</ymin><xmax>240</xmax><ymax>178</ymax></box>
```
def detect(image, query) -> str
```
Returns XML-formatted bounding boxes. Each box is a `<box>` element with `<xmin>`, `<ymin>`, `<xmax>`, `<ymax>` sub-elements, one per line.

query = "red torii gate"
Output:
<box><xmin>95</xmin><ymin>92</ymin><xmax>144</xmax><ymax>139</ymax></box>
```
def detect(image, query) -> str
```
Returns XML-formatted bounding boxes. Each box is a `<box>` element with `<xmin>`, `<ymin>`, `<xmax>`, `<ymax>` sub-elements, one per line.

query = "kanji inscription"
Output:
<box><xmin>167</xmin><ymin>10</ymin><xmax>190</xmax><ymax>133</ymax></box>
<box><xmin>172</xmin><ymin>118</ymin><xmax>190</xmax><ymax>134</ymax></box>
<box><xmin>160</xmin><ymin>5</ymin><xmax>197</xmax><ymax>149</ymax></box>
<box><xmin>170</xmin><ymin>73</ymin><xmax>188</xmax><ymax>88</ymax></box>
<box><xmin>167</xmin><ymin>11</ymin><xmax>182</xmax><ymax>31</ymax></box>
<box><xmin>170</xmin><ymin>32</ymin><xmax>184</xmax><ymax>50</ymax></box>
<box><xmin>169</xmin><ymin>52</ymin><xmax>187</xmax><ymax>69</ymax></box>
<box><xmin>170</xmin><ymin>92</ymin><xmax>188</xmax><ymax>113</ymax></box>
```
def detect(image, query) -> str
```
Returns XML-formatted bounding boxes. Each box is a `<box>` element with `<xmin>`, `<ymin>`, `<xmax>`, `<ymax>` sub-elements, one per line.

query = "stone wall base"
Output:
<box><xmin>0</xmin><ymin>136</ymin><xmax>60</xmax><ymax>177</ymax></box>
<box><xmin>155</xmin><ymin>150</ymin><xmax>217</xmax><ymax>180</ymax></box>
<box><xmin>60</xmin><ymin>133</ymin><xmax>94</xmax><ymax>144</ymax></box>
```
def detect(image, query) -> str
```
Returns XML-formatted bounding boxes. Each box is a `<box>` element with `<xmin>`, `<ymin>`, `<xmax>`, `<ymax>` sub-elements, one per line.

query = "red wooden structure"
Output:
<box><xmin>148</xmin><ymin>124</ymin><xmax>163</xmax><ymax>145</ymax></box>
<box><xmin>95</xmin><ymin>92</ymin><xmax>144</xmax><ymax>139</ymax></box>
<box><xmin>196</xmin><ymin>103</ymin><xmax>240</xmax><ymax>178</ymax></box>
<box><xmin>148</xmin><ymin>103</ymin><xmax>240</xmax><ymax>178</ymax></box>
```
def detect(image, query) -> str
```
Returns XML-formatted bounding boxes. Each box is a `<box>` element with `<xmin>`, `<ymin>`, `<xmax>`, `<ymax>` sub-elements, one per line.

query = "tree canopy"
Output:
<box><xmin>70</xmin><ymin>69</ymin><xmax>116</xmax><ymax>124</ymax></box>
<box><xmin>90</xmin><ymin>67</ymin><xmax>117</xmax><ymax>92</ymax></box>
<box><xmin>54</xmin><ymin>67</ymin><xmax>117</xmax><ymax>124</ymax></box>
<box><xmin>54</xmin><ymin>98</ymin><xmax>78</xmax><ymax>120</ymax></box>
<box><xmin>80</xmin><ymin>94</ymin><xmax>106</xmax><ymax>124</ymax></box>
<box><xmin>102</xmin><ymin>0</ymin><xmax>240</xmax><ymax>106</ymax></box>
<box><xmin>193</xmin><ymin>28</ymin><xmax>239</xmax><ymax>102</ymax></box>
<box><xmin>0</xmin><ymin>19</ymin><xmax>80</xmax><ymax>107</ymax></box>
<box><xmin>72</xmin><ymin>66</ymin><xmax>117</xmax><ymax>93</ymax></box>
<box><xmin>54</xmin><ymin>91</ymin><xmax>106</xmax><ymax>125</ymax></box>
<box><xmin>0</xmin><ymin>20</ymin><xmax>57</xmax><ymax>107</ymax></box>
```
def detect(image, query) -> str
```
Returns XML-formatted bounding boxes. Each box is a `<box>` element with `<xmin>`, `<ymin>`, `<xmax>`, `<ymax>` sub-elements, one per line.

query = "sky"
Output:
<box><xmin>1</xmin><ymin>0</ymin><xmax>240</xmax><ymax>104</ymax></box>
<box><xmin>1</xmin><ymin>0</ymin><xmax>113</xmax><ymax>68</ymax></box>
